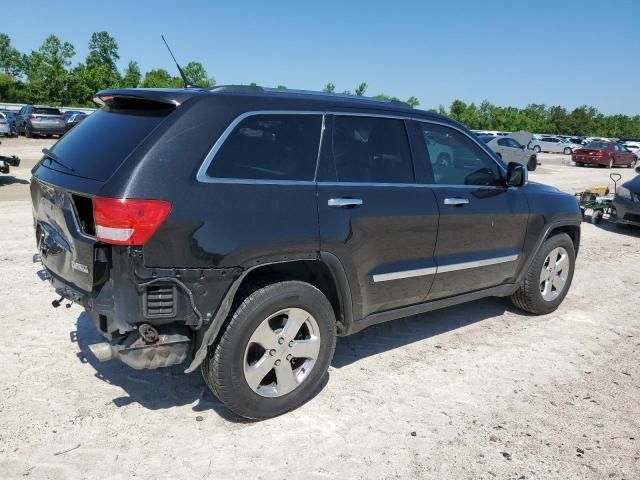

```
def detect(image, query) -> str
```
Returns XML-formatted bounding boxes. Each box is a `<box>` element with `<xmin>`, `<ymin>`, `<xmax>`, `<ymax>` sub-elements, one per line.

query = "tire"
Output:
<box><xmin>201</xmin><ymin>281</ymin><xmax>337</xmax><ymax>420</ymax></box>
<box><xmin>533</xmin><ymin>145</ymin><xmax>541</xmax><ymax>153</ymax></box>
<box><xmin>527</xmin><ymin>157</ymin><xmax>537</xmax><ymax>171</ymax></box>
<box><xmin>575</xmin><ymin>162</ymin><xmax>584</xmax><ymax>167</ymax></box>
<box><xmin>563</xmin><ymin>147</ymin><xmax>572</xmax><ymax>155</ymax></box>
<box><xmin>510</xmin><ymin>233</ymin><xmax>576</xmax><ymax>315</ymax></box>
<box><xmin>591</xmin><ymin>210</ymin><xmax>603</xmax><ymax>224</ymax></box>
<box><xmin>607</xmin><ymin>158</ymin><xmax>614</xmax><ymax>169</ymax></box>
<box><xmin>25</xmin><ymin>126</ymin><xmax>32</xmax><ymax>138</ymax></box>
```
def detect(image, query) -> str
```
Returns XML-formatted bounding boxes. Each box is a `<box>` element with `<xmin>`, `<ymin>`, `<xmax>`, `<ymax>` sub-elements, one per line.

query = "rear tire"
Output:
<box><xmin>510</xmin><ymin>233</ymin><xmax>575</xmax><ymax>315</ymax></box>
<box><xmin>607</xmin><ymin>158</ymin><xmax>614</xmax><ymax>169</ymax></box>
<box><xmin>201</xmin><ymin>281</ymin><xmax>337</xmax><ymax>420</ymax></box>
<box><xmin>591</xmin><ymin>210</ymin><xmax>603</xmax><ymax>224</ymax></box>
<box><xmin>575</xmin><ymin>162</ymin><xmax>584</xmax><ymax>167</ymax></box>
<box><xmin>533</xmin><ymin>145</ymin><xmax>541</xmax><ymax>153</ymax></box>
<box><xmin>25</xmin><ymin>126</ymin><xmax>32</xmax><ymax>138</ymax></box>
<box><xmin>563</xmin><ymin>147</ymin><xmax>572</xmax><ymax>155</ymax></box>
<box><xmin>527</xmin><ymin>157</ymin><xmax>537</xmax><ymax>171</ymax></box>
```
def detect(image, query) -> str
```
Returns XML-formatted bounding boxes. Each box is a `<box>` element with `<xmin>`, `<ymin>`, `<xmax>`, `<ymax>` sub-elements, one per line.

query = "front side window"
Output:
<box><xmin>330</xmin><ymin>116</ymin><xmax>414</xmax><ymax>183</ymax></box>
<box><xmin>420</xmin><ymin>123</ymin><xmax>502</xmax><ymax>186</ymax></box>
<box><xmin>206</xmin><ymin>114</ymin><xmax>322</xmax><ymax>181</ymax></box>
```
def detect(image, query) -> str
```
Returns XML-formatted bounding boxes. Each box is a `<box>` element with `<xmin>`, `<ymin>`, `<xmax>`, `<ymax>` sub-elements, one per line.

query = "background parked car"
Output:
<box><xmin>15</xmin><ymin>106</ymin><xmax>67</xmax><ymax>138</ymax></box>
<box><xmin>64</xmin><ymin>111</ymin><xmax>87</xmax><ymax>131</ymax></box>
<box><xmin>480</xmin><ymin>135</ymin><xmax>538</xmax><ymax>171</ymax></box>
<box><xmin>530</xmin><ymin>136</ymin><xmax>583</xmax><ymax>154</ymax></box>
<box><xmin>572</xmin><ymin>141</ymin><xmax>637</xmax><ymax>168</ymax></box>
<box><xmin>0</xmin><ymin>112</ymin><xmax>11</xmax><ymax>137</ymax></box>
<box><xmin>0</xmin><ymin>110</ymin><xmax>18</xmax><ymax>136</ymax></box>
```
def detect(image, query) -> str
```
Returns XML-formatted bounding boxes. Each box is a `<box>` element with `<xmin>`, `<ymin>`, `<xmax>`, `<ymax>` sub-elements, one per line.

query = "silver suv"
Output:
<box><xmin>16</xmin><ymin>106</ymin><xmax>67</xmax><ymax>138</ymax></box>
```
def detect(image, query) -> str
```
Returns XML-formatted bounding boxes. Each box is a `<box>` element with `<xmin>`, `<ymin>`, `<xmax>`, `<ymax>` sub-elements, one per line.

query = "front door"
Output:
<box><xmin>317</xmin><ymin>114</ymin><xmax>439</xmax><ymax>319</ymax></box>
<box><xmin>415</xmin><ymin>121</ymin><xmax>529</xmax><ymax>300</ymax></box>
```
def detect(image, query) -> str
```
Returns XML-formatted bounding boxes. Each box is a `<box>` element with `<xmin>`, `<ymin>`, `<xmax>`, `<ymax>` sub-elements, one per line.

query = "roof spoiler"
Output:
<box><xmin>93</xmin><ymin>88</ymin><xmax>207</xmax><ymax>107</ymax></box>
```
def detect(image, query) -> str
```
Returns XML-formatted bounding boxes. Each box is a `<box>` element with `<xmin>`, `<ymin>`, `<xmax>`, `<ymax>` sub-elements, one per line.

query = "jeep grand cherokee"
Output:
<box><xmin>31</xmin><ymin>86</ymin><xmax>581</xmax><ymax>419</ymax></box>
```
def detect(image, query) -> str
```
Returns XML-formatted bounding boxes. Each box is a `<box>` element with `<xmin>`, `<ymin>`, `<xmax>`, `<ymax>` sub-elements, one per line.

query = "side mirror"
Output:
<box><xmin>506</xmin><ymin>162</ymin><xmax>527</xmax><ymax>187</ymax></box>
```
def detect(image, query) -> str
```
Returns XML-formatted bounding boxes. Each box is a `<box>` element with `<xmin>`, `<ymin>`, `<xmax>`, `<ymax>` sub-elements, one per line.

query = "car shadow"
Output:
<box><xmin>595</xmin><ymin>218</ymin><xmax>640</xmax><ymax>238</ymax></box>
<box><xmin>332</xmin><ymin>297</ymin><xmax>514</xmax><ymax>368</ymax></box>
<box><xmin>72</xmin><ymin>312</ymin><xmax>328</xmax><ymax>422</ymax></box>
<box><xmin>0</xmin><ymin>176</ymin><xmax>29</xmax><ymax>186</ymax></box>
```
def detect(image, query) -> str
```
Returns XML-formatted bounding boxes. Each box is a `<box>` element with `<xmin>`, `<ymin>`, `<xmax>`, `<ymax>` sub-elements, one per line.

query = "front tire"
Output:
<box><xmin>563</xmin><ymin>147</ymin><xmax>572</xmax><ymax>155</ymax></box>
<box><xmin>510</xmin><ymin>233</ymin><xmax>575</xmax><ymax>315</ymax></box>
<box><xmin>202</xmin><ymin>281</ymin><xmax>337</xmax><ymax>420</ymax></box>
<box><xmin>533</xmin><ymin>145</ymin><xmax>541</xmax><ymax>153</ymax></box>
<box><xmin>607</xmin><ymin>158</ymin><xmax>614</xmax><ymax>169</ymax></box>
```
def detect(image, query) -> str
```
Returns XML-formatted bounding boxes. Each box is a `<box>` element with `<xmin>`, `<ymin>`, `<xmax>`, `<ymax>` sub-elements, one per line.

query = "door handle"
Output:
<box><xmin>443</xmin><ymin>197</ymin><xmax>469</xmax><ymax>206</ymax></box>
<box><xmin>328</xmin><ymin>198</ymin><xmax>363</xmax><ymax>208</ymax></box>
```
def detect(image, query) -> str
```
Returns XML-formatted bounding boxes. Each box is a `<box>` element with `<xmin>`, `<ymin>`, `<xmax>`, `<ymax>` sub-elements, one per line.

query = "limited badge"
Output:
<box><xmin>71</xmin><ymin>260</ymin><xmax>89</xmax><ymax>274</ymax></box>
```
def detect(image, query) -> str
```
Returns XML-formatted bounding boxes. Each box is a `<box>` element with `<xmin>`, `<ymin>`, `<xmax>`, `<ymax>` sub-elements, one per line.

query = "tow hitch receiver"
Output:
<box><xmin>88</xmin><ymin>324</ymin><xmax>191</xmax><ymax>369</ymax></box>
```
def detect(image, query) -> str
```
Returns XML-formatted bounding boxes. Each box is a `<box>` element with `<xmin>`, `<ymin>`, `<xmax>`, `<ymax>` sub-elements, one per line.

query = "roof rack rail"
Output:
<box><xmin>261</xmin><ymin>88</ymin><xmax>410</xmax><ymax>107</ymax></box>
<box><xmin>210</xmin><ymin>85</ymin><xmax>265</xmax><ymax>93</ymax></box>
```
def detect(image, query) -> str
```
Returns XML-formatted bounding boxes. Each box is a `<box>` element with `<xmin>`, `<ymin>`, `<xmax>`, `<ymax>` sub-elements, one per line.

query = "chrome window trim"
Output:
<box><xmin>196</xmin><ymin>109</ymin><xmax>506</xmax><ymax>184</ymax></box>
<box><xmin>372</xmin><ymin>254</ymin><xmax>519</xmax><ymax>283</ymax></box>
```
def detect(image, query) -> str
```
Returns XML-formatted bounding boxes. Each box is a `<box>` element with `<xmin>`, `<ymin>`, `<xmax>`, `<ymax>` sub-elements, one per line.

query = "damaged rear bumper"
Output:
<box><xmin>46</xmin><ymin>249</ymin><xmax>241</xmax><ymax>370</ymax></box>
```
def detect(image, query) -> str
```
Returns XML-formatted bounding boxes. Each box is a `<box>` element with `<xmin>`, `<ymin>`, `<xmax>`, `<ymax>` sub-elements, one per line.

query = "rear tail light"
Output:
<box><xmin>29</xmin><ymin>114</ymin><xmax>38</xmax><ymax>119</ymax></box>
<box><xmin>93</xmin><ymin>197</ymin><xmax>171</xmax><ymax>245</ymax></box>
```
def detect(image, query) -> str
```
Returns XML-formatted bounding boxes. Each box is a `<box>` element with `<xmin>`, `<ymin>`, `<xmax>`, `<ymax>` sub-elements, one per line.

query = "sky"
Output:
<box><xmin>3</xmin><ymin>0</ymin><xmax>640</xmax><ymax>115</ymax></box>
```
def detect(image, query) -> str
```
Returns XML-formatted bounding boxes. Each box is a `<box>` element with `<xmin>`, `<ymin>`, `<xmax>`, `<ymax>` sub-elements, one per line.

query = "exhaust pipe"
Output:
<box><xmin>88</xmin><ymin>342</ymin><xmax>114</xmax><ymax>362</ymax></box>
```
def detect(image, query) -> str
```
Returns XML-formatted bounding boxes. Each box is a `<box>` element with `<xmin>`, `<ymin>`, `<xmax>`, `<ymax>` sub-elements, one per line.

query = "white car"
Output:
<box><xmin>0</xmin><ymin>112</ymin><xmax>11</xmax><ymax>136</ymax></box>
<box><xmin>529</xmin><ymin>136</ymin><xmax>583</xmax><ymax>154</ymax></box>
<box><xmin>622</xmin><ymin>140</ymin><xmax>640</xmax><ymax>156</ymax></box>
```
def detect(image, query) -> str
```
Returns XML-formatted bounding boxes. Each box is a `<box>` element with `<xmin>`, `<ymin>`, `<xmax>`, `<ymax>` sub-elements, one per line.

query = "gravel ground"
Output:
<box><xmin>1</xmin><ymin>137</ymin><xmax>639</xmax><ymax>479</ymax></box>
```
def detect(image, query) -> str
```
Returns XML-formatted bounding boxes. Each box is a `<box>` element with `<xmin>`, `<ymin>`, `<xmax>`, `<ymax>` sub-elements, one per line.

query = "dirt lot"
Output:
<box><xmin>1</xmin><ymin>136</ymin><xmax>639</xmax><ymax>479</ymax></box>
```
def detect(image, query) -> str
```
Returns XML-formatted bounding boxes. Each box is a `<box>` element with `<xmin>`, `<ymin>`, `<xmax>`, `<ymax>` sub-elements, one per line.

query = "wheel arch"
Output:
<box><xmin>185</xmin><ymin>254</ymin><xmax>353</xmax><ymax>373</ymax></box>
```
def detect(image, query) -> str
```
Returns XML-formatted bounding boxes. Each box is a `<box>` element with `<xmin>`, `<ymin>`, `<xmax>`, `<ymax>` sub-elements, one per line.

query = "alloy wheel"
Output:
<box><xmin>243</xmin><ymin>307</ymin><xmax>321</xmax><ymax>398</ymax></box>
<box><xmin>539</xmin><ymin>246</ymin><xmax>570</xmax><ymax>302</ymax></box>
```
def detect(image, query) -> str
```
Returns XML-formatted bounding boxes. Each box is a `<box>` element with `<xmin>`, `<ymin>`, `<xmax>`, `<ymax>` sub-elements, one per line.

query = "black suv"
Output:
<box><xmin>30</xmin><ymin>86</ymin><xmax>581</xmax><ymax>419</ymax></box>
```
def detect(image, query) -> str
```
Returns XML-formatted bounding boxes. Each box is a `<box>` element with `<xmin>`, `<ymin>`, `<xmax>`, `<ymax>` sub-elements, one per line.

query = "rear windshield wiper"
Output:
<box><xmin>42</xmin><ymin>148</ymin><xmax>75</xmax><ymax>172</ymax></box>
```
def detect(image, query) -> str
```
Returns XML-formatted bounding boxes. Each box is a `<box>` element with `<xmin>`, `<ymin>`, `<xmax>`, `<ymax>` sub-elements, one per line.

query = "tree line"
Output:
<box><xmin>1</xmin><ymin>31</ymin><xmax>638</xmax><ymax>137</ymax></box>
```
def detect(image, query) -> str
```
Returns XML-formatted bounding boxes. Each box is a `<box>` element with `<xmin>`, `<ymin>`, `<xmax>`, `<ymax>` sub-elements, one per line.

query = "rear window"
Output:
<box><xmin>34</xmin><ymin>107</ymin><xmax>62</xmax><ymax>115</ymax></box>
<box><xmin>206</xmin><ymin>114</ymin><xmax>322</xmax><ymax>181</ymax></box>
<box><xmin>44</xmin><ymin>106</ymin><xmax>171</xmax><ymax>181</ymax></box>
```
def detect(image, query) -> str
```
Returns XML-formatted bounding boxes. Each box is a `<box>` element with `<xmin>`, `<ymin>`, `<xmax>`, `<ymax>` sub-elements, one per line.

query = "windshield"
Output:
<box><xmin>34</xmin><ymin>107</ymin><xmax>62</xmax><ymax>115</ymax></box>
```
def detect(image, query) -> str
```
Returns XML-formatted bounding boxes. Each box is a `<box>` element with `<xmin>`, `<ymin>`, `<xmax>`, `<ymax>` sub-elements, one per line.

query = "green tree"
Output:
<box><xmin>142</xmin><ymin>68</ymin><xmax>180</xmax><ymax>88</ymax></box>
<box><xmin>354</xmin><ymin>82</ymin><xmax>368</xmax><ymax>96</ymax></box>
<box><xmin>84</xmin><ymin>31</ymin><xmax>121</xmax><ymax>90</ymax></box>
<box><xmin>406</xmin><ymin>96</ymin><xmax>419</xmax><ymax>108</ymax></box>
<box><xmin>0</xmin><ymin>33</ymin><xmax>24</xmax><ymax>76</ymax></box>
<box><xmin>323</xmin><ymin>82</ymin><xmax>335</xmax><ymax>93</ymax></box>
<box><xmin>276</xmin><ymin>84</ymin><xmax>287</xmax><ymax>89</ymax></box>
<box><xmin>23</xmin><ymin>35</ymin><xmax>75</xmax><ymax>105</ymax></box>
<box><xmin>121</xmin><ymin>60</ymin><xmax>141</xmax><ymax>88</ymax></box>
<box><xmin>182</xmin><ymin>61</ymin><xmax>214</xmax><ymax>88</ymax></box>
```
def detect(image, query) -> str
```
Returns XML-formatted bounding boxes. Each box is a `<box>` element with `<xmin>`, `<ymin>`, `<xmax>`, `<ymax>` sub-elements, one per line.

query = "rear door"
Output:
<box><xmin>317</xmin><ymin>114</ymin><xmax>439</xmax><ymax>319</ymax></box>
<box><xmin>415</xmin><ymin>121</ymin><xmax>529</xmax><ymax>300</ymax></box>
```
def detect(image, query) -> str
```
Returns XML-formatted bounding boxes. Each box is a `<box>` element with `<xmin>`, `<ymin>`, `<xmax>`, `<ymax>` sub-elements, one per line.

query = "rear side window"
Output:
<box><xmin>45</xmin><ymin>106</ymin><xmax>171</xmax><ymax>181</ymax></box>
<box><xmin>34</xmin><ymin>107</ymin><xmax>62</xmax><ymax>115</ymax></box>
<box><xmin>330</xmin><ymin>116</ymin><xmax>414</xmax><ymax>183</ymax></box>
<box><xmin>206</xmin><ymin>114</ymin><xmax>322</xmax><ymax>181</ymax></box>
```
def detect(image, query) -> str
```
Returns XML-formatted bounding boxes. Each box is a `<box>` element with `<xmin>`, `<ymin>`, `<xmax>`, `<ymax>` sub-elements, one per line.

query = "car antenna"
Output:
<box><xmin>161</xmin><ymin>34</ymin><xmax>192</xmax><ymax>88</ymax></box>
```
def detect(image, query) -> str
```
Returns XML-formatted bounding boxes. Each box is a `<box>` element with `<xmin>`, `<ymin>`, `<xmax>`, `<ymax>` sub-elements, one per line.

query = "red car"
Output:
<box><xmin>572</xmin><ymin>141</ymin><xmax>637</xmax><ymax>168</ymax></box>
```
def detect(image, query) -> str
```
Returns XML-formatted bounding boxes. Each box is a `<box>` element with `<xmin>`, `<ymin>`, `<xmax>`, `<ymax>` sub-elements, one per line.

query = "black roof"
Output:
<box><xmin>94</xmin><ymin>85</ymin><xmax>447</xmax><ymax>123</ymax></box>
